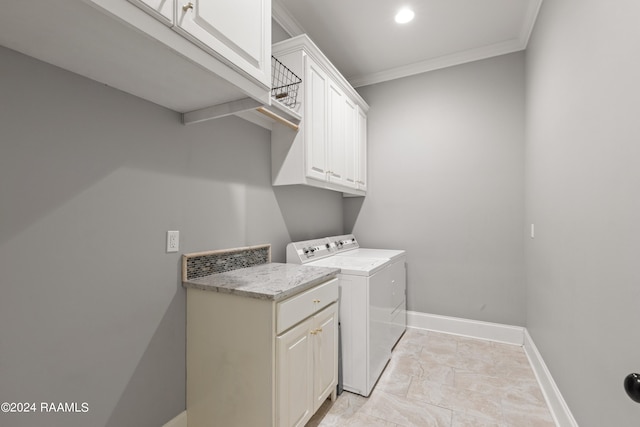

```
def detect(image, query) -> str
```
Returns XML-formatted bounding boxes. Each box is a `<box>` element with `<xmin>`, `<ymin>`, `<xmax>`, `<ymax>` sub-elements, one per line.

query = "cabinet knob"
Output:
<box><xmin>183</xmin><ymin>2</ymin><xmax>194</xmax><ymax>12</ymax></box>
<box><xmin>313</xmin><ymin>299</ymin><xmax>320</xmax><ymax>303</ymax></box>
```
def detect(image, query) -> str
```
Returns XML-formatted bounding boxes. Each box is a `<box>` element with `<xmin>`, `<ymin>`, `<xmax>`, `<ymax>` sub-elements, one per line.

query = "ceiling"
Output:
<box><xmin>273</xmin><ymin>0</ymin><xmax>542</xmax><ymax>87</ymax></box>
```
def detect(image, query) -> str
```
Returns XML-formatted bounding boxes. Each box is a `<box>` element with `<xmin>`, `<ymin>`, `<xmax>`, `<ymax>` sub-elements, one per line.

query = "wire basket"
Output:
<box><xmin>271</xmin><ymin>56</ymin><xmax>302</xmax><ymax>109</ymax></box>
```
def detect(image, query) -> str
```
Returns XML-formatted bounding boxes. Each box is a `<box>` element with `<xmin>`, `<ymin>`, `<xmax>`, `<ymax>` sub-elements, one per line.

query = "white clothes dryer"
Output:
<box><xmin>328</xmin><ymin>234</ymin><xmax>407</xmax><ymax>348</ymax></box>
<box><xmin>327</xmin><ymin>234</ymin><xmax>405</xmax><ymax>263</ymax></box>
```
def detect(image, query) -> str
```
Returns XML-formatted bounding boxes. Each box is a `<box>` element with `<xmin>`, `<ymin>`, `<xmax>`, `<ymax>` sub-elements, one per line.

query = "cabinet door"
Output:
<box><xmin>343</xmin><ymin>96</ymin><xmax>358</xmax><ymax>189</ymax></box>
<box><xmin>356</xmin><ymin>106</ymin><xmax>368</xmax><ymax>191</ymax></box>
<box><xmin>305</xmin><ymin>56</ymin><xmax>329</xmax><ymax>182</ymax></box>
<box><xmin>328</xmin><ymin>81</ymin><xmax>346</xmax><ymax>186</ymax></box>
<box><xmin>175</xmin><ymin>0</ymin><xmax>271</xmax><ymax>86</ymax></box>
<box><xmin>277</xmin><ymin>318</ymin><xmax>314</xmax><ymax>427</ymax></box>
<box><xmin>128</xmin><ymin>0</ymin><xmax>173</xmax><ymax>25</ymax></box>
<box><xmin>313</xmin><ymin>303</ymin><xmax>338</xmax><ymax>411</ymax></box>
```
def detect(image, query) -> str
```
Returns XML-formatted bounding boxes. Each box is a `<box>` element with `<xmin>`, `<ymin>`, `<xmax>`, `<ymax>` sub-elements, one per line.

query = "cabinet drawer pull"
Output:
<box><xmin>310</xmin><ymin>327</ymin><xmax>323</xmax><ymax>335</ymax></box>
<box><xmin>313</xmin><ymin>299</ymin><xmax>320</xmax><ymax>303</ymax></box>
<box><xmin>183</xmin><ymin>2</ymin><xmax>194</xmax><ymax>12</ymax></box>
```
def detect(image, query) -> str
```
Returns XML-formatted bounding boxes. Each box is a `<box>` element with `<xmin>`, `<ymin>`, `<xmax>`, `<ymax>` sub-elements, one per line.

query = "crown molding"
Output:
<box><xmin>272</xmin><ymin>0</ymin><xmax>304</xmax><ymax>37</ymax></box>
<box><xmin>273</xmin><ymin>34</ymin><xmax>369</xmax><ymax>110</ymax></box>
<box><xmin>520</xmin><ymin>0</ymin><xmax>543</xmax><ymax>46</ymax></box>
<box><xmin>348</xmin><ymin>0</ymin><xmax>542</xmax><ymax>88</ymax></box>
<box><xmin>273</xmin><ymin>0</ymin><xmax>543</xmax><ymax>89</ymax></box>
<box><xmin>348</xmin><ymin>38</ymin><xmax>524</xmax><ymax>88</ymax></box>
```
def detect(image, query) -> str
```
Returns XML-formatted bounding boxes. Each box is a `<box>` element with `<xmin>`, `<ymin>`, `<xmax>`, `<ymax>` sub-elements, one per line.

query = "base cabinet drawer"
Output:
<box><xmin>277</xmin><ymin>278</ymin><xmax>338</xmax><ymax>334</ymax></box>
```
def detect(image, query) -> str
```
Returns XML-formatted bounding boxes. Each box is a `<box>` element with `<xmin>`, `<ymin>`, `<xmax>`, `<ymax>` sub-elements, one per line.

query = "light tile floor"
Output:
<box><xmin>307</xmin><ymin>328</ymin><xmax>556</xmax><ymax>427</ymax></box>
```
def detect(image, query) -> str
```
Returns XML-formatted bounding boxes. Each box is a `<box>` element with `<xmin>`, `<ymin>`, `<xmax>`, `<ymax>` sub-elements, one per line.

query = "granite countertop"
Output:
<box><xmin>182</xmin><ymin>262</ymin><xmax>339</xmax><ymax>301</ymax></box>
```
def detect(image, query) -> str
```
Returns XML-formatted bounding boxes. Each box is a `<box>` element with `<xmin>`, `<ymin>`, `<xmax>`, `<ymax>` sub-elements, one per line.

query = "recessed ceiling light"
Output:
<box><xmin>395</xmin><ymin>8</ymin><xmax>415</xmax><ymax>24</ymax></box>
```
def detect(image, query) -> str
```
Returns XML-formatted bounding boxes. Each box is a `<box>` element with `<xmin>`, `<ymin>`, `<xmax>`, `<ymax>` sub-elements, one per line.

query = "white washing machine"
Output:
<box><xmin>328</xmin><ymin>234</ymin><xmax>407</xmax><ymax>348</ymax></box>
<box><xmin>286</xmin><ymin>237</ymin><xmax>405</xmax><ymax>397</ymax></box>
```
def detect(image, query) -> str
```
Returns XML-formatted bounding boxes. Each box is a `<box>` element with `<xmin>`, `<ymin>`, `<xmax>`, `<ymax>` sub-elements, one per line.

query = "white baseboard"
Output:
<box><xmin>524</xmin><ymin>329</ymin><xmax>579</xmax><ymax>427</ymax></box>
<box><xmin>168</xmin><ymin>313</ymin><xmax>577</xmax><ymax>427</ymax></box>
<box><xmin>163</xmin><ymin>410</ymin><xmax>187</xmax><ymax>427</ymax></box>
<box><xmin>407</xmin><ymin>311</ymin><xmax>524</xmax><ymax>345</ymax></box>
<box><xmin>406</xmin><ymin>311</ymin><xmax>578</xmax><ymax>427</ymax></box>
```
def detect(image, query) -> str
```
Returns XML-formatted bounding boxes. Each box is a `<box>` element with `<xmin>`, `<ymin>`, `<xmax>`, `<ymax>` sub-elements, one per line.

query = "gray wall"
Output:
<box><xmin>345</xmin><ymin>52</ymin><xmax>526</xmax><ymax>326</ymax></box>
<box><xmin>0</xmin><ymin>46</ymin><xmax>343</xmax><ymax>427</ymax></box>
<box><xmin>525</xmin><ymin>1</ymin><xmax>640</xmax><ymax>425</ymax></box>
<box><xmin>272</xmin><ymin>18</ymin><xmax>291</xmax><ymax>44</ymax></box>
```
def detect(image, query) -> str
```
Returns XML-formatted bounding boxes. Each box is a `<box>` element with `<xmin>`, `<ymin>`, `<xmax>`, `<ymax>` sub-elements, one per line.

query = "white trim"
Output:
<box><xmin>348</xmin><ymin>39</ymin><xmax>525</xmax><ymax>88</ymax></box>
<box><xmin>406</xmin><ymin>311</ymin><xmax>578</xmax><ymax>426</ymax></box>
<box><xmin>524</xmin><ymin>329</ymin><xmax>579</xmax><ymax>427</ymax></box>
<box><xmin>162</xmin><ymin>410</ymin><xmax>187</xmax><ymax>427</ymax></box>
<box><xmin>272</xmin><ymin>0</ymin><xmax>543</xmax><ymax>88</ymax></box>
<box><xmin>520</xmin><ymin>0</ymin><xmax>544</xmax><ymax>46</ymax></box>
<box><xmin>407</xmin><ymin>311</ymin><xmax>524</xmax><ymax>346</ymax></box>
<box><xmin>272</xmin><ymin>34</ymin><xmax>369</xmax><ymax>111</ymax></box>
<box><xmin>272</xmin><ymin>0</ymin><xmax>304</xmax><ymax>37</ymax></box>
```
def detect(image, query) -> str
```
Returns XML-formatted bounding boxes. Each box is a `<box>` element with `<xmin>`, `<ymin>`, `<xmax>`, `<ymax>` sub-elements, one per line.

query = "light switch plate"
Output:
<box><xmin>167</xmin><ymin>231</ymin><xmax>179</xmax><ymax>252</ymax></box>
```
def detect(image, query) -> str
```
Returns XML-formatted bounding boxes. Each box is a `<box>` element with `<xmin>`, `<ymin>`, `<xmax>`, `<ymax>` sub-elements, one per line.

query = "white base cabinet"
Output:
<box><xmin>271</xmin><ymin>35</ymin><xmax>369</xmax><ymax>197</ymax></box>
<box><xmin>277</xmin><ymin>303</ymin><xmax>338</xmax><ymax>427</ymax></box>
<box><xmin>186</xmin><ymin>278</ymin><xmax>339</xmax><ymax>427</ymax></box>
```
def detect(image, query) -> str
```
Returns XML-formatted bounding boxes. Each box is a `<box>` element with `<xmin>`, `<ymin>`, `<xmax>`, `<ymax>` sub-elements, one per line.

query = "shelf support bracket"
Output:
<box><xmin>182</xmin><ymin>98</ymin><xmax>263</xmax><ymax>125</ymax></box>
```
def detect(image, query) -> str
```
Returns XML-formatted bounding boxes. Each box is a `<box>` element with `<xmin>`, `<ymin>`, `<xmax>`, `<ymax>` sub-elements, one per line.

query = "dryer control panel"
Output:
<box><xmin>286</xmin><ymin>238</ymin><xmax>335</xmax><ymax>263</ymax></box>
<box><xmin>327</xmin><ymin>234</ymin><xmax>359</xmax><ymax>253</ymax></box>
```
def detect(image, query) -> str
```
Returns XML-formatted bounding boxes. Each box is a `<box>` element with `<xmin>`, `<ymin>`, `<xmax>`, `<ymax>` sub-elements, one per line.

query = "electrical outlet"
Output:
<box><xmin>167</xmin><ymin>231</ymin><xmax>179</xmax><ymax>252</ymax></box>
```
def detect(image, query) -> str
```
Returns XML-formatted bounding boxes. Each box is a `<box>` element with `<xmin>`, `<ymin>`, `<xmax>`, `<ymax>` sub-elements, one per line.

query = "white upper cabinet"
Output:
<box><xmin>175</xmin><ymin>0</ymin><xmax>271</xmax><ymax>86</ymax></box>
<box><xmin>327</xmin><ymin>81</ymin><xmax>347</xmax><ymax>187</ymax></box>
<box><xmin>0</xmin><ymin>1</ymin><xmax>271</xmax><ymax>117</ymax></box>
<box><xmin>305</xmin><ymin>56</ymin><xmax>330</xmax><ymax>182</ymax></box>
<box><xmin>356</xmin><ymin>106</ymin><xmax>368</xmax><ymax>192</ymax></box>
<box><xmin>128</xmin><ymin>0</ymin><xmax>173</xmax><ymax>25</ymax></box>
<box><xmin>343</xmin><ymin>96</ymin><xmax>358</xmax><ymax>189</ymax></box>
<box><xmin>271</xmin><ymin>35</ymin><xmax>369</xmax><ymax>197</ymax></box>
